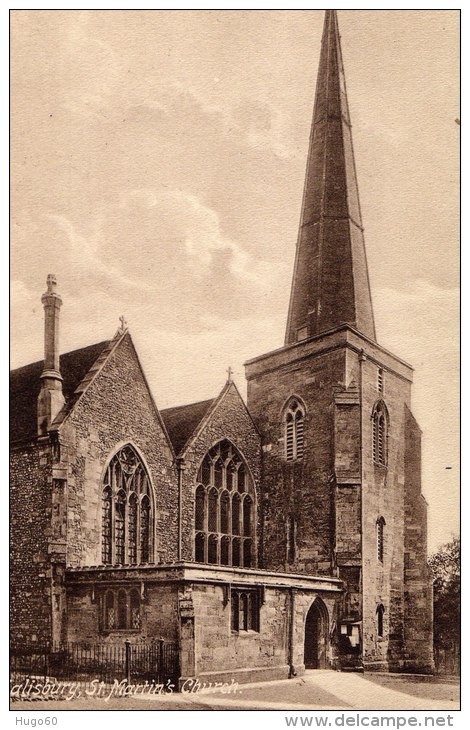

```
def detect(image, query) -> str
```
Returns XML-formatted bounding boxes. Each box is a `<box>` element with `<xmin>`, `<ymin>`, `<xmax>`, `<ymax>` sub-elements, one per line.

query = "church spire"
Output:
<box><xmin>285</xmin><ymin>10</ymin><xmax>376</xmax><ymax>345</ymax></box>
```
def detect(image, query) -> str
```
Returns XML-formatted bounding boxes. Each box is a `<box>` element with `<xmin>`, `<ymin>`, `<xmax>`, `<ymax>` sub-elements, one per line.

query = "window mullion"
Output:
<box><xmin>136</xmin><ymin>496</ymin><xmax>142</xmax><ymax>565</ymax></box>
<box><xmin>111</xmin><ymin>482</ymin><xmax>116</xmax><ymax>564</ymax></box>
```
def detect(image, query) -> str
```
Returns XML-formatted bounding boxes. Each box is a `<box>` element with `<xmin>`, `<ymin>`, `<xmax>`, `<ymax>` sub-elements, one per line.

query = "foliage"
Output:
<box><xmin>428</xmin><ymin>536</ymin><xmax>460</xmax><ymax>649</ymax></box>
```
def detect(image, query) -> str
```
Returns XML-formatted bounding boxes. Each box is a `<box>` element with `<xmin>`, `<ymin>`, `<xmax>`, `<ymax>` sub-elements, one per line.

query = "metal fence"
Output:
<box><xmin>10</xmin><ymin>639</ymin><xmax>179</xmax><ymax>688</ymax></box>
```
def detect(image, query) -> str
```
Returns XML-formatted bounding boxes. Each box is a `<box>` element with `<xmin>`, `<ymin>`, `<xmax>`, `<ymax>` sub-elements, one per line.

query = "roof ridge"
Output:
<box><xmin>10</xmin><ymin>339</ymin><xmax>111</xmax><ymax>376</ymax></box>
<box><xmin>160</xmin><ymin>397</ymin><xmax>215</xmax><ymax>414</ymax></box>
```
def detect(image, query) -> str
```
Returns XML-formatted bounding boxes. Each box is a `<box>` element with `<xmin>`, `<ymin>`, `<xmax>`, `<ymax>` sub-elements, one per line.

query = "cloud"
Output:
<box><xmin>374</xmin><ymin>279</ymin><xmax>459</xmax><ymax>552</ymax></box>
<box><xmin>11</xmin><ymin>183</ymin><xmax>289</xmax><ymax>369</ymax></box>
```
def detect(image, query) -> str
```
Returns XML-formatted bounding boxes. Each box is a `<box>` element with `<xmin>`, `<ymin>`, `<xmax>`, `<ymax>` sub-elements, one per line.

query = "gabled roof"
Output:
<box><xmin>160</xmin><ymin>398</ymin><xmax>215</xmax><ymax>455</ymax></box>
<box><xmin>10</xmin><ymin>340</ymin><xmax>110</xmax><ymax>445</ymax></box>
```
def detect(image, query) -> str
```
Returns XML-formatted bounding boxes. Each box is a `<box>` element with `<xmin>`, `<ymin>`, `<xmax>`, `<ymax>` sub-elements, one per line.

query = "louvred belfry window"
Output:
<box><xmin>284</xmin><ymin>399</ymin><xmax>305</xmax><ymax>461</ymax></box>
<box><xmin>372</xmin><ymin>401</ymin><xmax>388</xmax><ymax>466</ymax></box>
<box><xmin>194</xmin><ymin>440</ymin><xmax>256</xmax><ymax>567</ymax></box>
<box><xmin>101</xmin><ymin>444</ymin><xmax>154</xmax><ymax>565</ymax></box>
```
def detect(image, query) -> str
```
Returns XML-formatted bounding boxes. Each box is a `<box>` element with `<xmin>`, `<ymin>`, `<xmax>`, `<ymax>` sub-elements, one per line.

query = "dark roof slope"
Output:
<box><xmin>10</xmin><ymin>340</ymin><xmax>110</xmax><ymax>444</ymax></box>
<box><xmin>160</xmin><ymin>398</ymin><xmax>215</xmax><ymax>454</ymax></box>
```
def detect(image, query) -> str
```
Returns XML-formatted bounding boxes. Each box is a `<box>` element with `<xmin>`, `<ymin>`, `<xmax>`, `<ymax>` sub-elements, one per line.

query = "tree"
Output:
<box><xmin>428</xmin><ymin>536</ymin><xmax>460</xmax><ymax>672</ymax></box>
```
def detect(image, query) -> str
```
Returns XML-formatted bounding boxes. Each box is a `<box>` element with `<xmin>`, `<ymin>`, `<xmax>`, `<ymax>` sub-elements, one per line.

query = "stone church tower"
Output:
<box><xmin>245</xmin><ymin>10</ymin><xmax>433</xmax><ymax>672</ymax></box>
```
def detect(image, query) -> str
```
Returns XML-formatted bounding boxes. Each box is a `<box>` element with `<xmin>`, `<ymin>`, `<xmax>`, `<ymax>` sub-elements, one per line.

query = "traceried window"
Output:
<box><xmin>230</xmin><ymin>588</ymin><xmax>260</xmax><ymax>632</ymax></box>
<box><xmin>376</xmin><ymin>604</ymin><xmax>385</xmax><ymax>638</ymax></box>
<box><xmin>101</xmin><ymin>444</ymin><xmax>154</xmax><ymax>566</ymax></box>
<box><xmin>376</xmin><ymin>517</ymin><xmax>385</xmax><ymax>562</ymax></box>
<box><xmin>102</xmin><ymin>588</ymin><xmax>141</xmax><ymax>632</ymax></box>
<box><xmin>284</xmin><ymin>399</ymin><xmax>305</xmax><ymax>461</ymax></box>
<box><xmin>372</xmin><ymin>401</ymin><xmax>388</xmax><ymax>466</ymax></box>
<box><xmin>194</xmin><ymin>440</ymin><xmax>255</xmax><ymax>568</ymax></box>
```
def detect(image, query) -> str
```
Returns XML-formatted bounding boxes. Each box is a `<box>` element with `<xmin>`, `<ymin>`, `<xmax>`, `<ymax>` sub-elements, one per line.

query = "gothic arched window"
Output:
<box><xmin>284</xmin><ymin>399</ymin><xmax>305</xmax><ymax>461</ymax></box>
<box><xmin>101</xmin><ymin>444</ymin><xmax>154</xmax><ymax>566</ymax></box>
<box><xmin>194</xmin><ymin>440</ymin><xmax>256</xmax><ymax>567</ymax></box>
<box><xmin>372</xmin><ymin>401</ymin><xmax>388</xmax><ymax>466</ymax></box>
<box><xmin>377</xmin><ymin>516</ymin><xmax>385</xmax><ymax>562</ymax></box>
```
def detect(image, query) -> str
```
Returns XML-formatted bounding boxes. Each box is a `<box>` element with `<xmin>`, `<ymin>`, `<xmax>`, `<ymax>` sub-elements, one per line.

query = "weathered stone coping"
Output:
<box><xmin>65</xmin><ymin>562</ymin><xmax>343</xmax><ymax>592</ymax></box>
<box><xmin>244</xmin><ymin>324</ymin><xmax>413</xmax><ymax>383</ymax></box>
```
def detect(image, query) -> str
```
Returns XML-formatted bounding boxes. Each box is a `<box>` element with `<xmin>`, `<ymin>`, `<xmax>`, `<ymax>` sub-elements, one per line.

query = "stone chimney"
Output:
<box><xmin>37</xmin><ymin>274</ymin><xmax>65</xmax><ymax>435</ymax></box>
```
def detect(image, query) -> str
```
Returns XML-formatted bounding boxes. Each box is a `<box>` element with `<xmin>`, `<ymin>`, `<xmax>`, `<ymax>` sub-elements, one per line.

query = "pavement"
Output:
<box><xmin>11</xmin><ymin>670</ymin><xmax>460</xmax><ymax>712</ymax></box>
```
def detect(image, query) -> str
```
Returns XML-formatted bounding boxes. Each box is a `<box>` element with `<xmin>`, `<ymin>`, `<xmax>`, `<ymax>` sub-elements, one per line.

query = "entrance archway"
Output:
<box><xmin>304</xmin><ymin>598</ymin><xmax>328</xmax><ymax>669</ymax></box>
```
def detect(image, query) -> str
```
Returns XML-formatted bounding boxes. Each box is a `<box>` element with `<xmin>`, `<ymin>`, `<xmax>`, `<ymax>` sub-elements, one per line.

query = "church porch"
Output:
<box><xmin>64</xmin><ymin>563</ymin><xmax>343</xmax><ymax>687</ymax></box>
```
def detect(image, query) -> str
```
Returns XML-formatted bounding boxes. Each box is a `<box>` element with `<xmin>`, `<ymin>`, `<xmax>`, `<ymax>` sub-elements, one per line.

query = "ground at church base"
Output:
<box><xmin>11</xmin><ymin>670</ymin><xmax>459</xmax><ymax>712</ymax></box>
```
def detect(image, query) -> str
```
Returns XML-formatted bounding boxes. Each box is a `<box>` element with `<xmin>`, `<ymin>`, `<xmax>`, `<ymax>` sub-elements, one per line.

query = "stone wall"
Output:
<box><xmin>10</xmin><ymin>442</ymin><xmax>53</xmax><ymax>645</ymax></box>
<box><xmin>190</xmin><ymin>584</ymin><xmax>336</xmax><ymax>681</ymax></box>
<box><xmin>192</xmin><ymin>583</ymin><xmax>288</xmax><ymax>677</ymax></box>
<box><xmin>246</xmin><ymin>346</ymin><xmax>346</xmax><ymax>575</ymax></box>
<box><xmin>66</xmin><ymin>581</ymin><xmax>179</xmax><ymax>644</ymax></box>
<box><xmin>61</xmin><ymin>334</ymin><xmax>178</xmax><ymax>568</ymax></box>
<box><xmin>403</xmin><ymin>407</ymin><xmax>434</xmax><ymax>672</ymax></box>
<box><xmin>360</xmin><ymin>352</ymin><xmax>411</xmax><ymax>670</ymax></box>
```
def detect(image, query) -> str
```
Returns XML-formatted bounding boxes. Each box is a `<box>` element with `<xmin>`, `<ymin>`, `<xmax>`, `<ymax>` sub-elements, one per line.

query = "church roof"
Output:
<box><xmin>160</xmin><ymin>398</ymin><xmax>215</xmax><ymax>455</ymax></box>
<box><xmin>10</xmin><ymin>340</ymin><xmax>111</xmax><ymax>445</ymax></box>
<box><xmin>285</xmin><ymin>10</ymin><xmax>376</xmax><ymax>345</ymax></box>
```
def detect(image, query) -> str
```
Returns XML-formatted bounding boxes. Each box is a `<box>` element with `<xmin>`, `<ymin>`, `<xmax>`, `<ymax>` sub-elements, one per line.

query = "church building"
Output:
<box><xmin>10</xmin><ymin>10</ymin><xmax>434</xmax><ymax>682</ymax></box>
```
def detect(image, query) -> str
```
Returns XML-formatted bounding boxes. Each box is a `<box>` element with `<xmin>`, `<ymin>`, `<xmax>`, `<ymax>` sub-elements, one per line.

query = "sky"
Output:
<box><xmin>10</xmin><ymin>9</ymin><xmax>459</xmax><ymax>553</ymax></box>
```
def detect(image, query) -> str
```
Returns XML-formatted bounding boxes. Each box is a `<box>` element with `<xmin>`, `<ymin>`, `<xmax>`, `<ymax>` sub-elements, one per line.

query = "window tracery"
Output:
<box><xmin>101</xmin><ymin>444</ymin><xmax>153</xmax><ymax>565</ymax></box>
<box><xmin>194</xmin><ymin>440</ymin><xmax>255</xmax><ymax>568</ymax></box>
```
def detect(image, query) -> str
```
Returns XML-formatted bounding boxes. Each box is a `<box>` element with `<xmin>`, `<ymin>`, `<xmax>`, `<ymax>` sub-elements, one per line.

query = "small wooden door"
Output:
<box><xmin>304</xmin><ymin>600</ymin><xmax>327</xmax><ymax>669</ymax></box>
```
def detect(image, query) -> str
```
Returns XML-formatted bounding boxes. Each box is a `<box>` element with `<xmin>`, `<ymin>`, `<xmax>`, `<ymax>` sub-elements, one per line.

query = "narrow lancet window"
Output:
<box><xmin>372</xmin><ymin>402</ymin><xmax>388</xmax><ymax>466</ymax></box>
<box><xmin>284</xmin><ymin>399</ymin><xmax>305</xmax><ymax>461</ymax></box>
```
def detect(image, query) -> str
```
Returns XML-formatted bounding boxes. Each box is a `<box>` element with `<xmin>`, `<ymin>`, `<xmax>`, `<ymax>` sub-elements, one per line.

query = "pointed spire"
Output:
<box><xmin>285</xmin><ymin>10</ymin><xmax>376</xmax><ymax>345</ymax></box>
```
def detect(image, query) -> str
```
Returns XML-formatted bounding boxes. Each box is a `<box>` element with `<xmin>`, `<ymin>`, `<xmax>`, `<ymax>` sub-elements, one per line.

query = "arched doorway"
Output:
<box><xmin>304</xmin><ymin>598</ymin><xmax>328</xmax><ymax>669</ymax></box>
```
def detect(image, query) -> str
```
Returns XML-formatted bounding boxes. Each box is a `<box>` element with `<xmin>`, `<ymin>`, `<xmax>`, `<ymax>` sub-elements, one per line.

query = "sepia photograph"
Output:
<box><xmin>9</xmin><ymin>7</ymin><xmax>460</xmax><ymax>716</ymax></box>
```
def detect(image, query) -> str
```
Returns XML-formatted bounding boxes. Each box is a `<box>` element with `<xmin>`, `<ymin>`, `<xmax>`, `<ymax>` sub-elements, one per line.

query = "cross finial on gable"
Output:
<box><xmin>226</xmin><ymin>366</ymin><xmax>234</xmax><ymax>383</ymax></box>
<box><xmin>118</xmin><ymin>315</ymin><xmax>128</xmax><ymax>335</ymax></box>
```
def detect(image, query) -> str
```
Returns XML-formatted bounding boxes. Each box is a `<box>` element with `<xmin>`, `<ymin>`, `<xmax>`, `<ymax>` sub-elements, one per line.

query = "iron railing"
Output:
<box><xmin>10</xmin><ymin>639</ymin><xmax>179</xmax><ymax>688</ymax></box>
